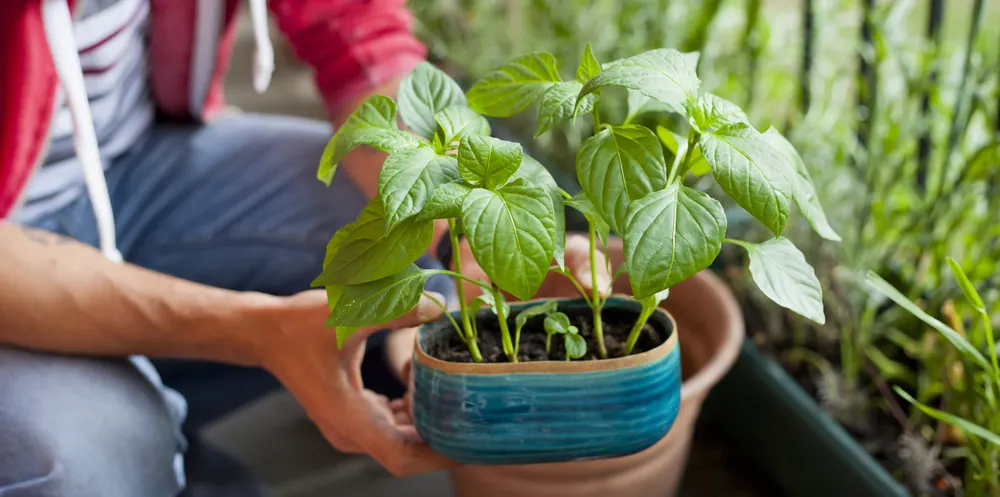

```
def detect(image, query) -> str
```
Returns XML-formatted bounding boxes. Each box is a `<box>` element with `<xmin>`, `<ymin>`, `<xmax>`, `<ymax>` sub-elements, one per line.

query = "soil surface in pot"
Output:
<box><xmin>426</xmin><ymin>306</ymin><xmax>668</xmax><ymax>363</ymax></box>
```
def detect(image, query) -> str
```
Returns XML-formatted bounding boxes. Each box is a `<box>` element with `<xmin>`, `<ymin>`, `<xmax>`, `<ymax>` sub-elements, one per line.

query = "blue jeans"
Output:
<box><xmin>1</xmin><ymin>114</ymin><xmax>455</xmax><ymax>497</ymax></box>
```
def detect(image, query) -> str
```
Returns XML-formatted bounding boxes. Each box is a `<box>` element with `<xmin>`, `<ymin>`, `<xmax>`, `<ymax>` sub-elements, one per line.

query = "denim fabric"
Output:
<box><xmin>3</xmin><ymin>114</ymin><xmax>455</xmax><ymax>496</ymax></box>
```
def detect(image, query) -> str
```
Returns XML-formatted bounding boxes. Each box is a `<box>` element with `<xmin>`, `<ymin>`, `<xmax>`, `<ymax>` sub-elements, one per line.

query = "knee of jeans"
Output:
<box><xmin>0</xmin><ymin>351</ymin><xmax>184</xmax><ymax>497</ymax></box>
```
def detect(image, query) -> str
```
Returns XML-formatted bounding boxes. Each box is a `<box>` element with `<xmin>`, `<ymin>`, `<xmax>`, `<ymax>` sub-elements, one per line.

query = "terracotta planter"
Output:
<box><xmin>446</xmin><ymin>238</ymin><xmax>745</xmax><ymax>497</ymax></box>
<box><xmin>413</xmin><ymin>297</ymin><xmax>681</xmax><ymax>465</ymax></box>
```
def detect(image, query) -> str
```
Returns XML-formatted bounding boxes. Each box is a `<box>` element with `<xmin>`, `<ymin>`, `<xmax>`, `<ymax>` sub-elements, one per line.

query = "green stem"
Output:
<box><xmin>589</xmin><ymin>223</ymin><xmax>608</xmax><ymax>359</ymax></box>
<box><xmin>545</xmin><ymin>333</ymin><xmax>552</xmax><ymax>354</ymax></box>
<box><xmin>492</xmin><ymin>285</ymin><xmax>517</xmax><ymax>362</ymax></box>
<box><xmin>624</xmin><ymin>301</ymin><xmax>656</xmax><ymax>355</ymax></box>
<box><xmin>550</xmin><ymin>266</ymin><xmax>593</xmax><ymax>307</ymax></box>
<box><xmin>447</xmin><ymin>219</ymin><xmax>482</xmax><ymax>362</ymax></box>
<box><xmin>423</xmin><ymin>291</ymin><xmax>462</xmax><ymax>336</ymax></box>
<box><xmin>981</xmin><ymin>312</ymin><xmax>1000</xmax><ymax>386</ymax></box>
<box><xmin>592</xmin><ymin>105</ymin><xmax>601</xmax><ymax>129</ymax></box>
<box><xmin>669</xmin><ymin>131</ymin><xmax>699</xmax><ymax>185</ymax></box>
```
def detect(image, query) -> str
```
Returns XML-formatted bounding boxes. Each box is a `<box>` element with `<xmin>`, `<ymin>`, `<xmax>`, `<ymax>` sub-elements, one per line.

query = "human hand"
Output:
<box><xmin>257</xmin><ymin>289</ymin><xmax>455</xmax><ymax>476</ymax></box>
<box><xmin>456</xmin><ymin>233</ymin><xmax>612</xmax><ymax>302</ymax></box>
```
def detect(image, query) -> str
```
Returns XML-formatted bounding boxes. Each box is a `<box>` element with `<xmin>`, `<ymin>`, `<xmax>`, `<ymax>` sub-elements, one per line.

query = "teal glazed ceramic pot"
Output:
<box><xmin>412</xmin><ymin>297</ymin><xmax>682</xmax><ymax>466</ymax></box>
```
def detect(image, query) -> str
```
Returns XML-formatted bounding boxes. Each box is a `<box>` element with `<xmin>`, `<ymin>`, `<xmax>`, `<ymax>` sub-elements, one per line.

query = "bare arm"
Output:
<box><xmin>0</xmin><ymin>221</ymin><xmax>276</xmax><ymax>366</ymax></box>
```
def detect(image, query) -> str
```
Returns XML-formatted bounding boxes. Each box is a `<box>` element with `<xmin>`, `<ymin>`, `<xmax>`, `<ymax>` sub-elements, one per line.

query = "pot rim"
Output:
<box><xmin>414</xmin><ymin>299</ymin><xmax>679</xmax><ymax>375</ymax></box>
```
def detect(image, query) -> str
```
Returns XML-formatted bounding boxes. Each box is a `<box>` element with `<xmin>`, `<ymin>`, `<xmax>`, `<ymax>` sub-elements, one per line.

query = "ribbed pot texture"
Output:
<box><xmin>412</xmin><ymin>297</ymin><xmax>682</xmax><ymax>466</ymax></box>
<box><xmin>447</xmin><ymin>238</ymin><xmax>745</xmax><ymax>497</ymax></box>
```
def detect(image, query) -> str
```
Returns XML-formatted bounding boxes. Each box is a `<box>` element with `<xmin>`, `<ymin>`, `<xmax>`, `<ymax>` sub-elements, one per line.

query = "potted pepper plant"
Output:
<box><xmin>312</xmin><ymin>44</ymin><xmax>834</xmax><ymax>494</ymax></box>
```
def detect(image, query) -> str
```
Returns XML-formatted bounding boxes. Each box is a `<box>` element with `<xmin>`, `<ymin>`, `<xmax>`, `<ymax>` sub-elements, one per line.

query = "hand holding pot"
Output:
<box><xmin>259</xmin><ymin>289</ymin><xmax>456</xmax><ymax>477</ymax></box>
<box><xmin>457</xmin><ymin>233</ymin><xmax>612</xmax><ymax>301</ymax></box>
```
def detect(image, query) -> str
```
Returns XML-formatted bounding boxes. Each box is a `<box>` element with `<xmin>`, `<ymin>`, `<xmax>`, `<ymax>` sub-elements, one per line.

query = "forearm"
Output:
<box><xmin>0</xmin><ymin>222</ymin><xmax>278</xmax><ymax>366</ymax></box>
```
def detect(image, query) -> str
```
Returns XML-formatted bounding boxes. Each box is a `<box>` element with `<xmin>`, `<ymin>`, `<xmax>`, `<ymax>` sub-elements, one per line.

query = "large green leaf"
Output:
<box><xmin>457</xmin><ymin>135</ymin><xmax>523</xmax><ymax>189</ymax></box>
<box><xmin>434</xmin><ymin>106</ymin><xmax>491</xmax><ymax>146</ymax></box>
<box><xmin>325</xmin><ymin>265</ymin><xmax>434</xmax><ymax>327</ymax></box>
<box><xmin>895</xmin><ymin>387</ymin><xmax>1000</xmax><ymax>447</ymax></box>
<box><xmin>398</xmin><ymin>62</ymin><xmax>468</xmax><ymax>138</ymax></box>
<box><xmin>318</xmin><ymin>96</ymin><xmax>425</xmax><ymax>185</ymax></box>
<box><xmin>866</xmin><ymin>271</ymin><xmax>990</xmax><ymax>370</ymax></box>
<box><xmin>514</xmin><ymin>155</ymin><xmax>565</xmax><ymax>269</ymax></box>
<box><xmin>461</xmin><ymin>178</ymin><xmax>556</xmax><ymax>300</ymax></box>
<box><xmin>535</xmin><ymin>81</ymin><xmax>596</xmax><ymax>138</ymax></box>
<box><xmin>734</xmin><ymin>237</ymin><xmax>825</xmax><ymax>325</ymax></box>
<box><xmin>467</xmin><ymin>53</ymin><xmax>561</xmax><ymax>117</ymax></box>
<box><xmin>416</xmin><ymin>181</ymin><xmax>474</xmax><ymax>221</ymax></box>
<box><xmin>761</xmin><ymin>127</ymin><xmax>841</xmax><ymax>242</ymax></box>
<box><xmin>318</xmin><ymin>199</ymin><xmax>433</xmax><ymax>286</ymax></box>
<box><xmin>378</xmin><ymin>148</ymin><xmax>460</xmax><ymax>229</ymax></box>
<box><xmin>577</xmin><ymin>125</ymin><xmax>668</xmax><ymax>233</ymax></box>
<box><xmin>579</xmin><ymin>48</ymin><xmax>700</xmax><ymax>114</ymax></box>
<box><xmin>576</xmin><ymin>43</ymin><xmax>601</xmax><ymax>83</ymax></box>
<box><xmin>623</xmin><ymin>185</ymin><xmax>726</xmax><ymax>299</ymax></box>
<box><xmin>700</xmin><ymin>124</ymin><xmax>793</xmax><ymax>236</ymax></box>
<box><xmin>688</xmin><ymin>93</ymin><xmax>749</xmax><ymax>134</ymax></box>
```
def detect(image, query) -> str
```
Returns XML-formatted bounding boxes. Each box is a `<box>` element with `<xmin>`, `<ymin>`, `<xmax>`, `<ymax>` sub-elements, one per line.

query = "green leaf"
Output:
<box><xmin>462</xmin><ymin>179</ymin><xmax>556</xmax><ymax>300</ymax></box>
<box><xmin>536</xmin><ymin>81</ymin><xmax>596</xmax><ymax>138</ymax></box>
<box><xmin>565</xmin><ymin>193</ymin><xmax>610</xmax><ymax>247</ymax></box>
<box><xmin>687</xmin><ymin>93</ymin><xmax>749</xmax><ymax>134</ymax></box>
<box><xmin>895</xmin><ymin>387</ymin><xmax>1000</xmax><ymax>447</ymax></box>
<box><xmin>565</xmin><ymin>333</ymin><xmax>587</xmax><ymax>359</ymax></box>
<box><xmin>319</xmin><ymin>223</ymin><xmax>354</xmax><ymax>272</ymax></box>
<box><xmin>458</xmin><ymin>135</ymin><xmax>523</xmax><ymax>188</ymax></box>
<box><xmin>577</xmin><ymin>125</ymin><xmax>668</xmax><ymax>233</ymax></box>
<box><xmin>579</xmin><ymin>48</ymin><xmax>700</xmax><ymax>114</ymax></box>
<box><xmin>576</xmin><ymin>43</ymin><xmax>601</xmax><ymax>83</ymax></box>
<box><xmin>398</xmin><ymin>62</ymin><xmax>468</xmax><ymax>138</ymax></box>
<box><xmin>319</xmin><ymin>198</ymin><xmax>433</xmax><ymax>286</ymax></box>
<box><xmin>760</xmin><ymin>127</ymin><xmax>841</xmax><ymax>241</ymax></box>
<box><xmin>513</xmin><ymin>155</ymin><xmax>564</xmax><ymax>268</ymax></box>
<box><xmin>467</xmin><ymin>53</ymin><xmax>561</xmax><ymax>117</ymax></box>
<box><xmin>733</xmin><ymin>237</ymin><xmax>825</xmax><ymax>324</ymax></box>
<box><xmin>415</xmin><ymin>181</ymin><xmax>474</xmax><ymax>221</ymax></box>
<box><xmin>515</xmin><ymin>301</ymin><xmax>559</xmax><ymax>337</ymax></box>
<box><xmin>624</xmin><ymin>185</ymin><xmax>726</xmax><ymax>299</ymax></box>
<box><xmin>326</xmin><ymin>265</ymin><xmax>434</xmax><ymax>327</ymax></box>
<box><xmin>700</xmin><ymin>124</ymin><xmax>793</xmax><ymax>236</ymax></box>
<box><xmin>946</xmin><ymin>257</ymin><xmax>986</xmax><ymax>313</ymax></box>
<box><xmin>378</xmin><ymin>148</ymin><xmax>460</xmax><ymax>230</ymax></box>
<box><xmin>866</xmin><ymin>271</ymin><xmax>990</xmax><ymax>370</ymax></box>
<box><xmin>318</xmin><ymin>96</ymin><xmax>425</xmax><ymax>185</ymax></box>
<box><xmin>469</xmin><ymin>292</ymin><xmax>510</xmax><ymax>317</ymax></box>
<box><xmin>544</xmin><ymin>312</ymin><xmax>573</xmax><ymax>335</ymax></box>
<box><xmin>323</xmin><ymin>286</ymin><xmax>361</xmax><ymax>347</ymax></box>
<box><xmin>434</xmin><ymin>106</ymin><xmax>491</xmax><ymax>145</ymax></box>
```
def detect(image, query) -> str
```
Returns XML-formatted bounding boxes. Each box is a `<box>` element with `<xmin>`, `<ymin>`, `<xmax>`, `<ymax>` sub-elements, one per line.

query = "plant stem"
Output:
<box><xmin>550</xmin><ymin>266</ymin><xmax>593</xmax><ymax>306</ymax></box>
<box><xmin>669</xmin><ymin>131</ymin><xmax>699</xmax><ymax>185</ymax></box>
<box><xmin>624</xmin><ymin>300</ymin><xmax>656</xmax><ymax>355</ymax></box>
<box><xmin>592</xmin><ymin>105</ymin><xmax>601</xmax><ymax>129</ymax></box>
<box><xmin>492</xmin><ymin>284</ymin><xmax>517</xmax><ymax>362</ymax></box>
<box><xmin>447</xmin><ymin>219</ymin><xmax>482</xmax><ymax>362</ymax></box>
<box><xmin>545</xmin><ymin>334</ymin><xmax>552</xmax><ymax>354</ymax></box>
<box><xmin>423</xmin><ymin>291</ymin><xmax>462</xmax><ymax>336</ymax></box>
<box><xmin>589</xmin><ymin>223</ymin><xmax>608</xmax><ymax>359</ymax></box>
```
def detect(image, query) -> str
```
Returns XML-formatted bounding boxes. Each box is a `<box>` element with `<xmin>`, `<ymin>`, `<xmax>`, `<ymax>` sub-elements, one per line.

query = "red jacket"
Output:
<box><xmin>0</xmin><ymin>0</ymin><xmax>426</xmax><ymax>218</ymax></box>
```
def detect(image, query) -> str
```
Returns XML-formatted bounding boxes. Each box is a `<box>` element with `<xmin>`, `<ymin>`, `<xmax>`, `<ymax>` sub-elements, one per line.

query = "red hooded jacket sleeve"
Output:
<box><xmin>268</xmin><ymin>0</ymin><xmax>427</xmax><ymax>119</ymax></box>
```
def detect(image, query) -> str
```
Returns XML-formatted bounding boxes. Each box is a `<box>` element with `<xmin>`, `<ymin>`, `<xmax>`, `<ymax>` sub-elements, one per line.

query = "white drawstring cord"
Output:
<box><xmin>42</xmin><ymin>0</ymin><xmax>123</xmax><ymax>263</ymax></box>
<box><xmin>248</xmin><ymin>0</ymin><xmax>273</xmax><ymax>94</ymax></box>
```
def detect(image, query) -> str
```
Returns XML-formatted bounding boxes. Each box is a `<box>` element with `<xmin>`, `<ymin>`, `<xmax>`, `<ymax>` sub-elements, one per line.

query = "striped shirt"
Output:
<box><xmin>27</xmin><ymin>0</ymin><xmax>153</xmax><ymax>207</ymax></box>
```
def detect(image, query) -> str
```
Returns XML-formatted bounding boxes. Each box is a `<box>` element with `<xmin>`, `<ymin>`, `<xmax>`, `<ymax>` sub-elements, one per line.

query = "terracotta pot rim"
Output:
<box><xmin>678</xmin><ymin>271</ymin><xmax>744</xmax><ymax>401</ymax></box>
<box><xmin>414</xmin><ymin>297</ymin><xmax>679</xmax><ymax>375</ymax></box>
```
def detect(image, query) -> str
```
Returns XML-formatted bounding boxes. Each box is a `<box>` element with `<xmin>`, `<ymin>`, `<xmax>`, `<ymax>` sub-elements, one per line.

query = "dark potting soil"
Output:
<box><xmin>425</xmin><ymin>306</ymin><xmax>668</xmax><ymax>363</ymax></box>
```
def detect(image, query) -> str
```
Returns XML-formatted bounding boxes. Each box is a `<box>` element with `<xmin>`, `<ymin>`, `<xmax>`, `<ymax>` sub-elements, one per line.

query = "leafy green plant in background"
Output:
<box><xmin>867</xmin><ymin>260</ymin><xmax>1000</xmax><ymax>496</ymax></box>
<box><xmin>312</xmin><ymin>45</ymin><xmax>833</xmax><ymax>364</ymax></box>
